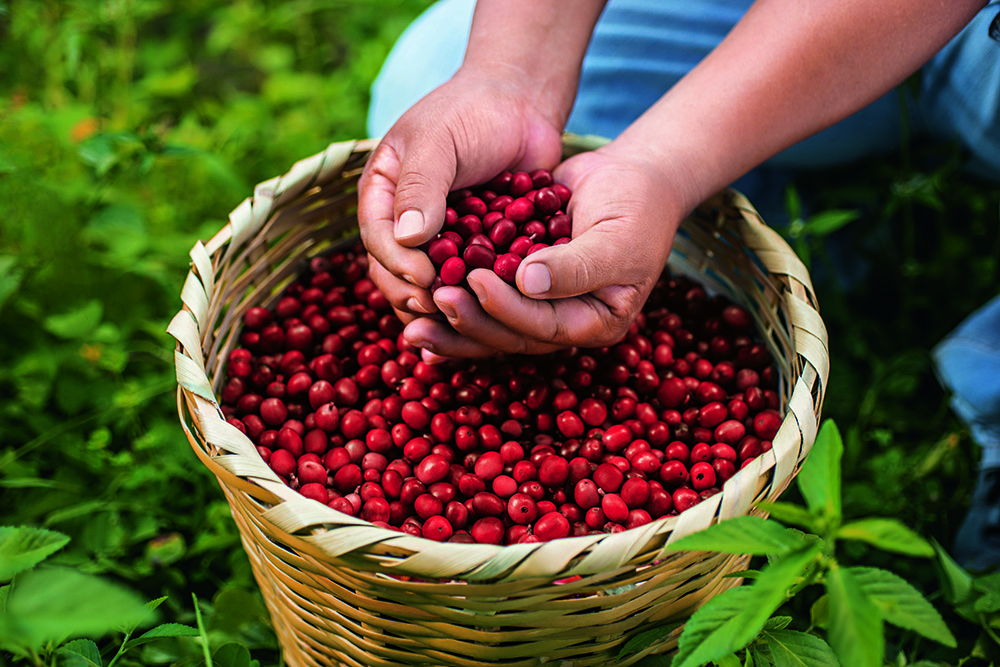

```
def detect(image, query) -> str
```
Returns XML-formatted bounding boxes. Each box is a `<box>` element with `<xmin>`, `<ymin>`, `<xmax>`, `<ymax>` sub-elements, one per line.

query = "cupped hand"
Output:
<box><xmin>358</xmin><ymin>67</ymin><xmax>566</xmax><ymax>325</ymax></box>
<box><xmin>403</xmin><ymin>144</ymin><xmax>693</xmax><ymax>357</ymax></box>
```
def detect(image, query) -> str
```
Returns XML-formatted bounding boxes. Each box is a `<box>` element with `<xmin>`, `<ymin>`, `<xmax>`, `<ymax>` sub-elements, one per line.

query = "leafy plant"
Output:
<box><xmin>623</xmin><ymin>420</ymin><xmax>956</xmax><ymax>667</ymax></box>
<box><xmin>0</xmin><ymin>525</ymin><xmax>200</xmax><ymax>667</ymax></box>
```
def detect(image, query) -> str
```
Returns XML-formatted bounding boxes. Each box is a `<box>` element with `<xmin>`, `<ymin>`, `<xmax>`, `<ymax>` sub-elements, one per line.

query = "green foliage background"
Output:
<box><xmin>0</xmin><ymin>0</ymin><xmax>998</xmax><ymax>665</ymax></box>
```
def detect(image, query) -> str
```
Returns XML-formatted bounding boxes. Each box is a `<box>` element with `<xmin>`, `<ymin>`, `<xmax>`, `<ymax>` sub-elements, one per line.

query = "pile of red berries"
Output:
<box><xmin>424</xmin><ymin>168</ymin><xmax>572</xmax><ymax>291</ymax></box>
<box><xmin>220</xmin><ymin>243</ymin><xmax>781</xmax><ymax>545</ymax></box>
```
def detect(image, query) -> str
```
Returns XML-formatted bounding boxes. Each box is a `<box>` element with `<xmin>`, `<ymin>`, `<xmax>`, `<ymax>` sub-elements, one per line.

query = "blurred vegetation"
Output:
<box><xmin>0</xmin><ymin>0</ymin><xmax>998</xmax><ymax>665</ymax></box>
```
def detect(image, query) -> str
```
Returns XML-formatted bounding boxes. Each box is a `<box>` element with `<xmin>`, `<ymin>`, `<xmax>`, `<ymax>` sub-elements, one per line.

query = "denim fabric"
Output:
<box><xmin>933</xmin><ymin>294</ymin><xmax>1000</xmax><ymax>466</ymax></box>
<box><xmin>367</xmin><ymin>0</ymin><xmax>1000</xmax><ymax>464</ymax></box>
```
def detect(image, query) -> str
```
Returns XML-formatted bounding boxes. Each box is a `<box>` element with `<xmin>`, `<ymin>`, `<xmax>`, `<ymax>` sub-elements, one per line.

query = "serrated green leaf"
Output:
<box><xmin>667</xmin><ymin>517</ymin><xmax>807</xmax><ymax>556</ymax></box>
<box><xmin>764</xmin><ymin>617</ymin><xmax>793</xmax><ymax>631</ymax></box>
<box><xmin>797</xmin><ymin>421</ymin><xmax>842</xmax><ymax>520</ymax></box>
<box><xmin>764</xmin><ymin>630</ymin><xmax>839</xmax><ymax>667</ymax></box>
<box><xmin>756</xmin><ymin>502</ymin><xmax>817</xmax><ymax>531</ymax></box>
<box><xmin>57</xmin><ymin>638</ymin><xmax>102</xmax><ymax>667</ymax></box>
<box><xmin>673</xmin><ymin>587</ymin><xmax>757</xmax><ymax>667</ymax></box>
<box><xmin>847</xmin><ymin>567</ymin><xmax>956</xmax><ymax>647</ymax></box>
<box><xmin>674</xmin><ymin>545</ymin><xmax>821</xmax><ymax>667</ymax></box>
<box><xmin>124</xmin><ymin>623</ymin><xmax>200</xmax><ymax>650</ymax></box>
<box><xmin>42</xmin><ymin>300</ymin><xmax>103</xmax><ymax>339</ymax></box>
<box><xmin>825</xmin><ymin>564</ymin><xmax>883</xmax><ymax>667</ymax></box>
<box><xmin>837</xmin><ymin>519</ymin><xmax>934</xmax><ymax>557</ymax></box>
<box><xmin>212</xmin><ymin>642</ymin><xmax>251</xmax><ymax>667</ymax></box>
<box><xmin>0</xmin><ymin>567</ymin><xmax>148</xmax><ymax>650</ymax></box>
<box><xmin>619</xmin><ymin>622</ymin><xmax>682</xmax><ymax>658</ymax></box>
<box><xmin>0</xmin><ymin>526</ymin><xmax>71</xmax><ymax>581</ymax></box>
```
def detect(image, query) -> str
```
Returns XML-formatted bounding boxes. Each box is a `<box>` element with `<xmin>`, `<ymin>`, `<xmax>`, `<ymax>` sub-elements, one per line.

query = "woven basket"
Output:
<box><xmin>169</xmin><ymin>135</ymin><xmax>829</xmax><ymax>667</ymax></box>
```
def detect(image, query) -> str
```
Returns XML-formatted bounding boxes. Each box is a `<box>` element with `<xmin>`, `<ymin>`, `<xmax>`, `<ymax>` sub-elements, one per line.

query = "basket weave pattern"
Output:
<box><xmin>169</xmin><ymin>137</ymin><xmax>829</xmax><ymax>666</ymax></box>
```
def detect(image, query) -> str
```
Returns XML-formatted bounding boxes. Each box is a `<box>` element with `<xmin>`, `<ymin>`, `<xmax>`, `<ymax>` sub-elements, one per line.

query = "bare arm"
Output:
<box><xmin>605</xmin><ymin>0</ymin><xmax>988</xmax><ymax>212</ymax></box>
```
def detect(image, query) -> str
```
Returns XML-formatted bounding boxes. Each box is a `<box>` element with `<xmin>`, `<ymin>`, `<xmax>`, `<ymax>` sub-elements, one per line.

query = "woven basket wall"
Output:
<box><xmin>169</xmin><ymin>135</ymin><xmax>829</xmax><ymax>667</ymax></box>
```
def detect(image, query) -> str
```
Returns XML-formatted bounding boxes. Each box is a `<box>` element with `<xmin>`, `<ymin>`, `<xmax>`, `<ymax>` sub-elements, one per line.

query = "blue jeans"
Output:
<box><xmin>367</xmin><ymin>0</ymin><xmax>1000</xmax><ymax>463</ymax></box>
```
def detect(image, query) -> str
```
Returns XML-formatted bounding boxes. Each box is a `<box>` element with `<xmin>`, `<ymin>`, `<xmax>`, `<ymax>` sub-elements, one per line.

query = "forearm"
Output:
<box><xmin>610</xmin><ymin>0</ymin><xmax>986</xmax><ymax>212</ymax></box>
<box><xmin>462</xmin><ymin>0</ymin><xmax>608</xmax><ymax>127</ymax></box>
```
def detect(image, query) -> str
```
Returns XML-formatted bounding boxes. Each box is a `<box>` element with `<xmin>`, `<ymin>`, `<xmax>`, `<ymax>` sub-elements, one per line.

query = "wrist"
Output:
<box><xmin>460</xmin><ymin>0</ymin><xmax>606</xmax><ymax>128</ymax></box>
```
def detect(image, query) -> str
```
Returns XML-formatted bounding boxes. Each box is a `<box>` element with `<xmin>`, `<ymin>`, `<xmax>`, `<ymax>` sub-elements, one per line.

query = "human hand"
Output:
<box><xmin>358</xmin><ymin>67</ymin><xmax>566</xmax><ymax>329</ymax></box>
<box><xmin>401</xmin><ymin>144</ymin><xmax>692</xmax><ymax>357</ymax></box>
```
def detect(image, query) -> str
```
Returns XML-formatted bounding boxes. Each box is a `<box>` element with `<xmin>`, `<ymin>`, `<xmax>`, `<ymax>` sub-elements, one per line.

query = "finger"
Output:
<box><xmin>391</xmin><ymin>129</ymin><xmax>459</xmax><ymax>248</ymax></box>
<box><xmin>358</xmin><ymin>142</ymin><xmax>438</xmax><ymax>288</ymax></box>
<box><xmin>467</xmin><ymin>270</ymin><xmax>639</xmax><ymax>348</ymax></box>
<box><xmin>515</xmin><ymin>220</ymin><xmax>661</xmax><ymax>300</ymax></box>
<box><xmin>368</xmin><ymin>255</ymin><xmax>438</xmax><ymax>316</ymax></box>
<box><xmin>431</xmin><ymin>277</ymin><xmax>572</xmax><ymax>353</ymax></box>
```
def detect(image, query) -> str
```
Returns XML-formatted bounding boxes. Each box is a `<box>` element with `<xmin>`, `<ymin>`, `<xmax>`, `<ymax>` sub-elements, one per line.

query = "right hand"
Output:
<box><xmin>358</xmin><ymin>66</ymin><xmax>566</xmax><ymax>330</ymax></box>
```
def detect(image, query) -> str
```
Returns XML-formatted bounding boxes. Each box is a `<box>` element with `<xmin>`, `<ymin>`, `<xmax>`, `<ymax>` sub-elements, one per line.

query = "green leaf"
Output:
<box><xmin>673</xmin><ymin>587</ymin><xmax>758</xmax><ymax>667</ymax></box>
<box><xmin>802</xmin><ymin>210</ymin><xmax>860</xmax><ymax>237</ymax></box>
<box><xmin>674</xmin><ymin>544</ymin><xmax>821</xmax><ymax>667</ymax></box>
<box><xmin>0</xmin><ymin>255</ymin><xmax>24</xmax><ymax>312</ymax></box>
<box><xmin>57</xmin><ymin>638</ymin><xmax>102</xmax><ymax>667</ymax></box>
<box><xmin>837</xmin><ymin>519</ymin><xmax>934</xmax><ymax>557</ymax></box>
<box><xmin>212</xmin><ymin>642</ymin><xmax>251</xmax><ymax>667</ymax></box>
<box><xmin>932</xmin><ymin>540</ymin><xmax>974</xmax><ymax>607</ymax></box>
<box><xmin>0</xmin><ymin>526</ymin><xmax>70</xmax><ymax>581</ymax></box>
<box><xmin>666</xmin><ymin>517</ymin><xmax>808</xmax><ymax>556</ymax></box>
<box><xmin>124</xmin><ymin>623</ymin><xmax>200</xmax><ymax>650</ymax></box>
<box><xmin>619</xmin><ymin>622</ymin><xmax>682</xmax><ymax>658</ymax></box>
<box><xmin>796</xmin><ymin>420</ymin><xmax>842</xmax><ymax>520</ymax></box>
<box><xmin>42</xmin><ymin>300</ymin><xmax>103</xmax><ymax>339</ymax></box>
<box><xmin>848</xmin><ymin>567</ymin><xmax>956</xmax><ymax>647</ymax></box>
<box><xmin>716</xmin><ymin>654</ymin><xmax>742</xmax><ymax>667</ymax></box>
<box><xmin>810</xmin><ymin>595</ymin><xmax>829</xmax><ymax>629</ymax></box>
<box><xmin>635</xmin><ymin>655</ymin><xmax>673</xmax><ymax>667</ymax></box>
<box><xmin>825</xmin><ymin>563</ymin><xmax>883</xmax><ymax>667</ymax></box>
<box><xmin>763</xmin><ymin>617</ymin><xmax>793</xmax><ymax>631</ymax></box>
<box><xmin>756</xmin><ymin>502</ymin><xmax>816</xmax><ymax>531</ymax></box>
<box><xmin>975</xmin><ymin>590</ymin><xmax>1000</xmax><ymax>614</ymax></box>
<box><xmin>0</xmin><ymin>567</ymin><xmax>148</xmax><ymax>650</ymax></box>
<box><xmin>763</xmin><ymin>630</ymin><xmax>839</xmax><ymax>667</ymax></box>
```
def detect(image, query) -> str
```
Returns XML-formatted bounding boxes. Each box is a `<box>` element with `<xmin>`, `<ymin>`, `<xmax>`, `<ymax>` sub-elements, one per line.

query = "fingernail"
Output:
<box><xmin>437</xmin><ymin>302</ymin><xmax>457</xmax><ymax>321</ymax></box>
<box><xmin>467</xmin><ymin>277</ymin><xmax>488</xmax><ymax>305</ymax></box>
<box><xmin>405</xmin><ymin>333</ymin><xmax>435</xmax><ymax>353</ymax></box>
<box><xmin>396</xmin><ymin>210</ymin><xmax>424</xmax><ymax>240</ymax></box>
<box><xmin>522</xmin><ymin>263</ymin><xmax>551</xmax><ymax>296</ymax></box>
<box><xmin>406</xmin><ymin>297</ymin><xmax>433</xmax><ymax>314</ymax></box>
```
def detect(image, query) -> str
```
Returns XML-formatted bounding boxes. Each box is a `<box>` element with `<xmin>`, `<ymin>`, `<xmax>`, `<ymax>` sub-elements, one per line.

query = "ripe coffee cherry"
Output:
<box><xmin>574</xmin><ymin>479</ymin><xmax>600</xmax><ymax>509</ymax></box>
<box><xmin>471</xmin><ymin>517</ymin><xmax>505</xmax><ymax>544</ymax></box>
<box><xmin>507</xmin><ymin>493</ymin><xmax>539</xmax><ymax>525</ymax></box>
<box><xmin>659</xmin><ymin>460</ymin><xmax>689</xmax><ymax>489</ymax></box>
<box><xmin>538</xmin><ymin>456</ymin><xmax>569</xmax><ymax>488</ymax></box>
<box><xmin>690</xmin><ymin>462</ymin><xmax>717</xmax><ymax>491</ymax></box>
<box><xmin>533</xmin><ymin>511</ymin><xmax>570</xmax><ymax>541</ymax></box>
<box><xmin>415</xmin><ymin>454</ymin><xmax>450</xmax><ymax>485</ymax></box>
<box><xmin>422</xmin><ymin>516</ymin><xmax>454</xmax><ymax>542</ymax></box>
<box><xmin>601</xmin><ymin>494</ymin><xmax>630</xmax><ymax>524</ymax></box>
<box><xmin>672</xmin><ymin>487</ymin><xmax>702</xmax><ymax>513</ymax></box>
<box><xmin>753</xmin><ymin>410</ymin><xmax>783</xmax><ymax>441</ymax></box>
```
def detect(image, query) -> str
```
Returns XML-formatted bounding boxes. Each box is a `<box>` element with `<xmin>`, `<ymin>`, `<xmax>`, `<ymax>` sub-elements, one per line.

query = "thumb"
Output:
<box><xmin>515</xmin><ymin>224</ymin><xmax>657</xmax><ymax>299</ymax></box>
<box><xmin>392</xmin><ymin>138</ymin><xmax>457</xmax><ymax>247</ymax></box>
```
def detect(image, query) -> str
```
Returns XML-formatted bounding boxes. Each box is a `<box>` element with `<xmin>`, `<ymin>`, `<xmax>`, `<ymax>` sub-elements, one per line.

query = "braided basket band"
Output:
<box><xmin>170</xmin><ymin>136</ymin><xmax>828</xmax><ymax>666</ymax></box>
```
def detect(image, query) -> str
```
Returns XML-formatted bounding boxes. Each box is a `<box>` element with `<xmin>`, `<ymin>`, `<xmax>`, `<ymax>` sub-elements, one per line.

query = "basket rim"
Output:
<box><xmin>169</xmin><ymin>135</ymin><xmax>829</xmax><ymax>582</ymax></box>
